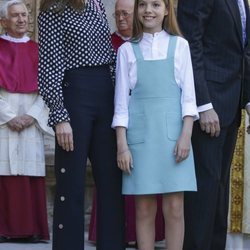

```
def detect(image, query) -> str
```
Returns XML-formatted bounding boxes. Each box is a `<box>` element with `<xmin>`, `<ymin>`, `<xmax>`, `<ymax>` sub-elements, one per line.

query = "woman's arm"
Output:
<box><xmin>38</xmin><ymin>9</ymin><xmax>69</xmax><ymax>128</ymax></box>
<box><xmin>38</xmin><ymin>9</ymin><xmax>73</xmax><ymax>151</ymax></box>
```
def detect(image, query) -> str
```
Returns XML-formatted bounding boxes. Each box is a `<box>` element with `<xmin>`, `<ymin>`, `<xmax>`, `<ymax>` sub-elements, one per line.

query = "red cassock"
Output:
<box><xmin>88</xmin><ymin>32</ymin><xmax>165</xmax><ymax>244</ymax></box>
<box><xmin>0</xmin><ymin>37</ymin><xmax>49</xmax><ymax>240</ymax></box>
<box><xmin>0</xmin><ymin>38</ymin><xmax>38</xmax><ymax>93</ymax></box>
<box><xmin>111</xmin><ymin>32</ymin><xmax>126</xmax><ymax>52</ymax></box>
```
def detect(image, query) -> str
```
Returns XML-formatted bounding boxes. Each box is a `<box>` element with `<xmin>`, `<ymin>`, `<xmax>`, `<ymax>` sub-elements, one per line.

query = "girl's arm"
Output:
<box><xmin>174</xmin><ymin>116</ymin><xmax>193</xmax><ymax>163</ymax></box>
<box><xmin>116</xmin><ymin>126</ymin><xmax>133</xmax><ymax>174</ymax></box>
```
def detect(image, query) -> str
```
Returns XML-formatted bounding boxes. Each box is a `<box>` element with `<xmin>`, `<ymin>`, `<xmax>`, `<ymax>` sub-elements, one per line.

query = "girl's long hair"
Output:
<box><xmin>132</xmin><ymin>0</ymin><xmax>182</xmax><ymax>42</ymax></box>
<box><xmin>40</xmin><ymin>0</ymin><xmax>85</xmax><ymax>12</ymax></box>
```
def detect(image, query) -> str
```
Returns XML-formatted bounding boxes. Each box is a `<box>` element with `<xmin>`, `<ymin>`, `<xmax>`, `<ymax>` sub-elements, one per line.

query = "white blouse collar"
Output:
<box><xmin>143</xmin><ymin>30</ymin><xmax>167</xmax><ymax>40</ymax></box>
<box><xmin>0</xmin><ymin>34</ymin><xmax>30</xmax><ymax>43</ymax></box>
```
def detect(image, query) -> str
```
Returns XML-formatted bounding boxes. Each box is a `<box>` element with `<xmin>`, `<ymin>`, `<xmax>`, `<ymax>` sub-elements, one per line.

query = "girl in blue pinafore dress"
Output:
<box><xmin>112</xmin><ymin>0</ymin><xmax>198</xmax><ymax>249</ymax></box>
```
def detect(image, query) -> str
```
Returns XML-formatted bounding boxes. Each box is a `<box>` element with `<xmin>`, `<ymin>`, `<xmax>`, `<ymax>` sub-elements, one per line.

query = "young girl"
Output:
<box><xmin>112</xmin><ymin>0</ymin><xmax>198</xmax><ymax>249</ymax></box>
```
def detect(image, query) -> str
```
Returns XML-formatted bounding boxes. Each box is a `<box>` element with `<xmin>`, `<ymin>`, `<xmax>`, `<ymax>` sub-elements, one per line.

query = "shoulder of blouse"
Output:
<box><xmin>39</xmin><ymin>3</ymin><xmax>68</xmax><ymax>17</ymax></box>
<box><xmin>98</xmin><ymin>0</ymin><xmax>105</xmax><ymax>11</ymax></box>
<box><xmin>118</xmin><ymin>41</ymin><xmax>132</xmax><ymax>54</ymax></box>
<box><xmin>38</xmin><ymin>5</ymin><xmax>64</xmax><ymax>26</ymax></box>
<box><xmin>176</xmin><ymin>36</ymin><xmax>189</xmax><ymax>49</ymax></box>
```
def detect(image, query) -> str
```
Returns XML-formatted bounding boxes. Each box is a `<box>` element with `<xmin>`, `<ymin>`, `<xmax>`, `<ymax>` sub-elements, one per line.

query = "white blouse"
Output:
<box><xmin>112</xmin><ymin>30</ymin><xmax>199</xmax><ymax>128</ymax></box>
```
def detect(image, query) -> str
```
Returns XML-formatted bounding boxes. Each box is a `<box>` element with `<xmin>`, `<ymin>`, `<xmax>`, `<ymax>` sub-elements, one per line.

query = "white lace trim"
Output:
<box><xmin>0</xmin><ymin>34</ymin><xmax>30</xmax><ymax>43</ymax></box>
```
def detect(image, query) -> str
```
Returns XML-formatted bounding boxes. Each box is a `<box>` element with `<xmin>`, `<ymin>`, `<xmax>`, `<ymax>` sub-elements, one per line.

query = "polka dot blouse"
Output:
<box><xmin>38</xmin><ymin>0</ymin><xmax>115</xmax><ymax>127</ymax></box>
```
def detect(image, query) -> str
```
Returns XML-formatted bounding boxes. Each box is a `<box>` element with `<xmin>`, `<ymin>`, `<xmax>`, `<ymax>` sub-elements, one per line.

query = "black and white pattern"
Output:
<box><xmin>38</xmin><ymin>0</ymin><xmax>115</xmax><ymax>127</ymax></box>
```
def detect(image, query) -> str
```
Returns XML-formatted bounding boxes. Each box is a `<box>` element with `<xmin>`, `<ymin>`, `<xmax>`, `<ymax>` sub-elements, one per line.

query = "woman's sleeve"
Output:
<box><xmin>38</xmin><ymin>10</ymin><xmax>69</xmax><ymax>128</ymax></box>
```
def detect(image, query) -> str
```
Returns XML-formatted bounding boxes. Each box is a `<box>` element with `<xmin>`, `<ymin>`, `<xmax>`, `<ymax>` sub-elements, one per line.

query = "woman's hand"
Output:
<box><xmin>55</xmin><ymin>121</ymin><xmax>74</xmax><ymax>151</ymax></box>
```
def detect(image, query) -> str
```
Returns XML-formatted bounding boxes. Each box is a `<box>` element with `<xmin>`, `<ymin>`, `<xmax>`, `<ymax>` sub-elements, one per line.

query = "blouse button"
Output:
<box><xmin>61</xmin><ymin>168</ymin><xmax>66</xmax><ymax>173</ymax></box>
<box><xmin>60</xmin><ymin>196</ymin><xmax>65</xmax><ymax>201</ymax></box>
<box><xmin>58</xmin><ymin>224</ymin><xmax>64</xmax><ymax>229</ymax></box>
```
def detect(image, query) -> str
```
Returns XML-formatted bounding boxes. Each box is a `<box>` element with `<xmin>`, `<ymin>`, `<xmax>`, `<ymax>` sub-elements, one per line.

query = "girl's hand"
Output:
<box><xmin>115</xmin><ymin>126</ymin><xmax>133</xmax><ymax>174</ymax></box>
<box><xmin>174</xmin><ymin>133</ymin><xmax>191</xmax><ymax>163</ymax></box>
<box><xmin>55</xmin><ymin>121</ymin><xmax>74</xmax><ymax>152</ymax></box>
<box><xmin>117</xmin><ymin>148</ymin><xmax>133</xmax><ymax>174</ymax></box>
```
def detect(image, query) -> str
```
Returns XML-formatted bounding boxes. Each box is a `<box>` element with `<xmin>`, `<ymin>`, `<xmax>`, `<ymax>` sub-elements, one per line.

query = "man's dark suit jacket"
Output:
<box><xmin>178</xmin><ymin>0</ymin><xmax>250</xmax><ymax>127</ymax></box>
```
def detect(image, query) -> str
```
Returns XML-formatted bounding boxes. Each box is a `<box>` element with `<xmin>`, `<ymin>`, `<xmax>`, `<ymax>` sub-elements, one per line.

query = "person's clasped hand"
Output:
<box><xmin>7</xmin><ymin>117</ymin><xmax>23</xmax><ymax>132</ymax></box>
<box><xmin>7</xmin><ymin>114</ymin><xmax>36</xmax><ymax>132</ymax></box>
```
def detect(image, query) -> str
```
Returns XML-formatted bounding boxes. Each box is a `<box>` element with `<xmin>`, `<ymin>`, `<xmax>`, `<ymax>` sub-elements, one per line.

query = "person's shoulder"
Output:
<box><xmin>175</xmin><ymin>35</ymin><xmax>189</xmax><ymax>47</ymax></box>
<box><xmin>28</xmin><ymin>40</ymin><xmax>38</xmax><ymax>48</ymax></box>
<box><xmin>0</xmin><ymin>37</ymin><xmax>6</xmax><ymax>49</ymax></box>
<box><xmin>39</xmin><ymin>3</ymin><xmax>65</xmax><ymax>17</ymax></box>
<box><xmin>111</xmin><ymin>32</ymin><xmax>121</xmax><ymax>41</ymax></box>
<box><xmin>169</xmin><ymin>35</ymin><xmax>190</xmax><ymax>51</ymax></box>
<box><xmin>118</xmin><ymin>41</ymin><xmax>133</xmax><ymax>53</ymax></box>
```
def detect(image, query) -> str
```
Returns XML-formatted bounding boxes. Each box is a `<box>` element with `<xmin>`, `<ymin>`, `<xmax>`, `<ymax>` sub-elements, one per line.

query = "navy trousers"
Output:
<box><xmin>52</xmin><ymin>65</ymin><xmax>125</xmax><ymax>250</ymax></box>
<box><xmin>183</xmin><ymin>117</ymin><xmax>239</xmax><ymax>250</ymax></box>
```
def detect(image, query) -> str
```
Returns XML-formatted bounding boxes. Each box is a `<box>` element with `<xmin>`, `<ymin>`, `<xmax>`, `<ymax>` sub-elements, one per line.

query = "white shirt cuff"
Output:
<box><xmin>197</xmin><ymin>103</ymin><xmax>213</xmax><ymax>113</ymax></box>
<box><xmin>111</xmin><ymin>115</ymin><xmax>128</xmax><ymax>129</ymax></box>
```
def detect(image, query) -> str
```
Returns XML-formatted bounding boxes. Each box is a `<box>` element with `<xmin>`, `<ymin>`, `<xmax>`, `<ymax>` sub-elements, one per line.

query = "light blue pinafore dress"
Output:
<box><xmin>123</xmin><ymin>36</ymin><xmax>197</xmax><ymax>195</ymax></box>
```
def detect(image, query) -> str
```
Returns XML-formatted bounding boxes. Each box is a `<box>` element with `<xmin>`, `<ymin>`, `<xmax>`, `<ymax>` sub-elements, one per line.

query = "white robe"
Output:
<box><xmin>0</xmin><ymin>88</ymin><xmax>54</xmax><ymax>176</ymax></box>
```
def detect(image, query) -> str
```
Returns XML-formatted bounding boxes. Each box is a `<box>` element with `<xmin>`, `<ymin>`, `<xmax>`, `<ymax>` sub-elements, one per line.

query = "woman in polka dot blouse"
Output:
<box><xmin>38</xmin><ymin>0</ymin><xmax>125</xmax><ymax>249</ymax></box>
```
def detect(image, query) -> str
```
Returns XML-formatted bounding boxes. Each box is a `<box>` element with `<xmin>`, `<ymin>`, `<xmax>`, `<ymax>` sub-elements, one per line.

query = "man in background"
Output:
<box><xmin>111</xmin><ymin>0</ymin><xmax>134</xmax><ymax>50</ymax></box>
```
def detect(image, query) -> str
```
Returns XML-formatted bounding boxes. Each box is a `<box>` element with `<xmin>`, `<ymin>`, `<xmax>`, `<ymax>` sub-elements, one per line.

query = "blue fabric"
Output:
<box><xmin>122</xmin><ymin>36</ymin><xmax>197</xmax><ymax>195</ymax></box>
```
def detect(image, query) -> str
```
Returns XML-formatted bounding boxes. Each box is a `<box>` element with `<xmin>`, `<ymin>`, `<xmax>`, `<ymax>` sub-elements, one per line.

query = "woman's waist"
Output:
<box><xmin>62</xmin><ymin>64</ymin><xmax>114</xmax><ymax>94</ymax></box>
<box><xmin>65</xmin><ymin>64</ymin><xmax>110</xmax><ymax>74</ymax></box>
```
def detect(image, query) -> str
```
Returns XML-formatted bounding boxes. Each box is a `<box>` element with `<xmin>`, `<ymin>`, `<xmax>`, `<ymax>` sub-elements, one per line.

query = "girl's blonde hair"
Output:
<box><xmin>132</xmin><ymin>0</ymin><xmax>182</xmax><ymax>42</ymax></box>
<box><xmin>40</xmin><ymin>0</ymin><xmax>85</xmax><ymax>13</ymax></box>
